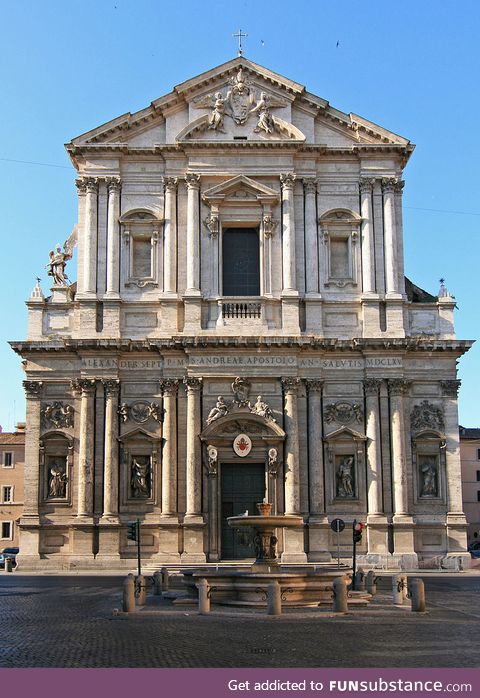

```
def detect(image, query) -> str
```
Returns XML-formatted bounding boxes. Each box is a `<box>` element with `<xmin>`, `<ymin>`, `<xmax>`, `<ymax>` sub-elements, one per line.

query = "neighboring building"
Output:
<box><xmin>0</xmin><ymin>423</ymin><xmax>25</xmax><ymax>549</ymax></box>
<box><xmin>10</xmin><ymin>57</ymin><xmax>472</xmax><ymax>571</ymax></box>
<box><xmin>459</xmin><ymin>427</ymin><xmax>480</xmax><ymax>543</ymax></box>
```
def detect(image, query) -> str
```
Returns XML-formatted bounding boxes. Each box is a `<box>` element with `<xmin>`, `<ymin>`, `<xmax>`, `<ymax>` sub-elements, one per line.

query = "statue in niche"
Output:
<box><xmin>250</xmin><ymin>92</ymin><xmax>275</xmax><ymax>134</ymax></box>
<box><xmin>208</xmin><ymin>92</ymin><xmax>226</xmax><ymax>132</ymax></box>
<box><xmin>206</xmin><ymin>396</ymin><xmax>229</xmax><ymax>425</ymax></box>
<box><xmin>46</xmin><ymin>243</ymin><xmax>72</xmax><ymax>286</ymax></box>
<box><xmin>48</xmin><ymin>461</ymin><xmax>67</xmax><ymax>498</ymax></box>
<box><xmin>420</xmin><ymin>458</ymin><xmax>438</xmax><ymax>497</ymax></box>
<box><xmin>251</xmin><ymin>395</ymin><xmax>276</xmax><ymax>422</ymax></box>
<box><xmin>336</xmin><ymin>456</ymin><xmax>354</xmax><ymax>498</ymax></box>
<box><xmin>131</xmin><ymin>456</ymin><xmax>150</xmax><ymax>498</ymax></box>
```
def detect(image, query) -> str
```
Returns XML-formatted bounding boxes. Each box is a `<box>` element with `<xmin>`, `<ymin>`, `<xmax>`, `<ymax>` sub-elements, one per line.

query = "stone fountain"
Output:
<box><xmin>181</xmin><ymin>502</ymin><xmax>352</xmax><ymax>608</ymax></box>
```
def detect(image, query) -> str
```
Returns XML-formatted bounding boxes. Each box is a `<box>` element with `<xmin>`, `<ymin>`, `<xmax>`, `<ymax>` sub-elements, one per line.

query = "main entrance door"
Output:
<box><xmin>221</xmin><ymin>463</ymin><xmax>265</xmax><ymax>559</ymax></box>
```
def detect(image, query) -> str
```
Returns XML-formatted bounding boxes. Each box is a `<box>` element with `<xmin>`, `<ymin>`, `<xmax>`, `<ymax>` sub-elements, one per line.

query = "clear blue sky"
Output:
<box><xmin>0</xmin><ymin>0</ymin><xmax>478</xmax><ymax>430</ymax></box>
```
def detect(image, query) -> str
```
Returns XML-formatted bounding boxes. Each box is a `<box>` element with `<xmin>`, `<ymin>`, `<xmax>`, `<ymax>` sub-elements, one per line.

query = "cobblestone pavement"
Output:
<box><xmin>0</xmin><ymin>575</ymin><xmax>479</xmax><ymax>668</ymax></box>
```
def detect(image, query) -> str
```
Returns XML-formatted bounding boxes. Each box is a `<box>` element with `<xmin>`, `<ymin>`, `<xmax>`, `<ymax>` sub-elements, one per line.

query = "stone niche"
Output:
<box><xmin>324</xmin><ymin>426</ymin><xmax>367</xmax><ymax>510</ymax></box>
<box><xmin>39</xmin><ymin>432</ymin><xmax>73</xmax><ymax>506</ymax></box>
<box><xmin>119</xmin><ymin>428</ymin><xmax>161</xmax><ymax>510</ymax></box>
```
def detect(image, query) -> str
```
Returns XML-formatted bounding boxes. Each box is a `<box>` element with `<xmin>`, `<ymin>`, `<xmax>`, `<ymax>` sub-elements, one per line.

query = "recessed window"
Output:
<box><xmin>1</xmin><ymin>522</ymin><xmax>12</xmax><ymax>539</ymax></box>
<box><xmin>477</xmin><ymin>491</ymin><xmax>480</xmax><ymax>503</ymax></box>
<box><xmin>476</xmin><ymin>470</ymin><xmax>480</xmax><ymax>482</ymax></box>
<box><xmin>132</xmin><ymin>238</ymin><xmax>152</xmax><ymax>278</ymax></box>
<box><xmin>3</xmin><ymin>452</ymin><xmax>13</xmax><ymax>468</ymax></box>
<box><xmin>477</xmin><ymin>448</ymin><xmax>480</xmax><ymax>460</ymax></box>
<box><xmin>222</xmin><ymin>228</ymin><xmax>260</xmax><ymax>296</ymax></box>
<box><xmin>330</xmin><ymin>238</ymin><xmax>350</xmax><ymax>277</ymax></box>
<box><xmin>2</xmin><ymin>486</ymin><xmax>13</xmax><ymax>503</ymax></box>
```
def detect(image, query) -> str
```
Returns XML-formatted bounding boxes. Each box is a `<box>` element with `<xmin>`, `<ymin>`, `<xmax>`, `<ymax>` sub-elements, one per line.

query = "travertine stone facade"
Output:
<box><xmin>11</xmin><ymin>58</ymin><xmax>472</xmax><ymax>569</ymax></box>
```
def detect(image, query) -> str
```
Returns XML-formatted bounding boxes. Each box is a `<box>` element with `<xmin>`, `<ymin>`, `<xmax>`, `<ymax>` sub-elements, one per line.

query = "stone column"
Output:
<box><xmin>183</xmin><ymin>377</ymin><xmax>202</xmax><ymax>517</ymax></box>
<box><xmin>22</xmin><ymin>381</ymin><xmax>44</xmax><ymax>518</ymax></box>
<box><xmin>185</xmin><ymin>173</ymin><xmax>201</xmax><ymax>295</ymax></box>
<box><xmin>102</xmin><ymin>379</ymin><xmax>120</xmax><ymax>518</ymax></box>
<box><xmin>76</xmin><ymin>379</ymin><xmax>96</xmax><ymax>517</ymax></box>
<box><xmin>161</xmin><ymin>379</ymin><xmax>178</xmax><ymax>516</ymax></box>
<box><xmin>360</xmin><ymin>178</ymin><xmax>376</xmax><ymax>295</ymax></box>
<box><xmin>163</xmin><ymin>177</ymin><xmax>177</xmax><ymax>294</ymax></box>
<box><xmin>105</xmin><ymin>178</ymin><xmax>121</xmax><ymax>298</ymax></box>
<box><xmin>303</xmin><ymin>178</ymin><xmax>319</xmax><ymax>294</ymax></box>
<box><xmin>388</xmin><ymin>378</ymin><xmax>409</xmax><ymax>516</ymax></box>
<box><xmin>82</xmin><ymin>178</ymin><xmax>99</xmax><ymax>297</ymax></box>
<box><xmin>280</xmin><ymin>173</ymin><xmax>297</xmax><ymax>292</ymax></box>
<box><xmin>282</xmin><ymin>378</ymin><xmax>301</xmax><ymax>514</ymax></box>
<box><xmin>306</xmin><ymin>380</ymin><xmax>324</xmax><ymax>514</ymax></box>
<box><xmin>364</xmin><ymin>378</ymin><xmax>383</xmax><ymax>516</ymax></box>
<box><xmin>394</xmin><ymin>180</ymin><xmax>406</xmax><ymax>294</ymax></box>
<box><xmin>382</xmin><ymin>178</ymin><xmax>398</xmax><ymax>296</ymax></box>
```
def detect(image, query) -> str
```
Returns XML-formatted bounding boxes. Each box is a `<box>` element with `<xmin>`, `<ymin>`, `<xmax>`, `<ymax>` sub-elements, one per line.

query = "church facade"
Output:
<box><xmin>12</xmin><ymin>58</ymin><xmax>472</xmax><ymax>570</ymax></box>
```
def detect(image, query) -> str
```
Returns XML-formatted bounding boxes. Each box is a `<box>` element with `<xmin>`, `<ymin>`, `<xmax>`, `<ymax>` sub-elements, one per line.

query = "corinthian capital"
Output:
<box><xmin>387</xmin><ymin>378</ymin><xmax>410</xmax><ymax>397</ymax></box>
<box><xmin>77</xmin><ymin>379</ymin><xmax>97</xmax><ymax>396</ymax></box>
<box><xmin>185</xmin><ymin>173</ymin><xmax>201</xmax><ymax>190</ymax></box>
<box><xmin>305</xmin><ymin>379</ymin><xmax>323</xmax><ymax>394</ymax></box>
<box><xmin>163</xmin><ymin>176</ymin><xmax>178</xmax><ymax>192</ymax></box>
<box><xmin>102</xmin><ymin>379</ymin><xmax>120</xmax><ymax>396</ymax></box>
<box><xmin>364</xmin><ymin>378</ymin><xmax>383</xmax><ymax>396</ymax></box>
<box><xmin>281</xmin><ymin>377</ymin><xmax>301</xmax><ymax>393</ymax></box>
<box><xmin>23</xmin><ymin>380</ymin><xmax>43</xmax><ymax>399</ymax></box>
<box><xmin>75</xmin><ymin>178</ymin><xmax>87</xmax><ymax>194</ymax></box>
<box><xmin>381</xmin><ymin>177</ymin><xmax>397</xmax><ymax>194</ymax></box>
<box><xmin>394</xmin><ymin>179</ymin><xmax>405</xmax><ymax>195</ymax></box>
<box><xmin>106</xmin><ymin>177</ymin><xmax>121</xmax><ymax>193</ymax></box>
<box><xmin>303</xmin><ymin>177</ymin><xmax>317</xmax><ymax>195</ymax></box>
<box><xmin>183</xmin><ymin>377</ymin><xmax>202</xmax><ymax>393</ymax></box>
<box><xmin>440</xmin><ymin>379</ymin><xmax>461</xmax><ymax>397</ymax></box>
<box><xmin>280</xmin><ymin>173</ymin><xmax>296</xmax><ymax>190</ymax></box>
<box><xmin>160</xmin><ymin>378</ymin><xmax>179</xmax><ymax>396</ymax></box>
<box><xmin>359</xmin><ymin>177</ymin><xmax>374</xmax><ymax>195</ymax></box>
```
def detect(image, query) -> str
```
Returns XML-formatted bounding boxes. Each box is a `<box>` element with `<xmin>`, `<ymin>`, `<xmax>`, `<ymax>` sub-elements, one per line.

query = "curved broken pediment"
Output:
<box><xmin>200</xmin><ymin>411</ymin><xmax>286</xmax><ymax>441</ymax></box>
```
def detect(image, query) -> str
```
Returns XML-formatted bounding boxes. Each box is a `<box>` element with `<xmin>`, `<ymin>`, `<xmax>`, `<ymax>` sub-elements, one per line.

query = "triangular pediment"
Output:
<box><xmin>324</xmin><ymin>425</ymin><xmax>367</xmax><ymax>442</ymax></box>
<box><xmin>119</xmin><ymin>427</ymin><xmax>161</xmax><ymax>442</ymax></box>
<box><xmin>203</xmin><ymin>175</ymin><xmax>279</xmax><ymax>204</ymax></box>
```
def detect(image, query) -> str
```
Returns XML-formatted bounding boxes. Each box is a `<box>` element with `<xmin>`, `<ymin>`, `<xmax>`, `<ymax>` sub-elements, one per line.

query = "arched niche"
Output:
<box><xmin>200</xmin><ymin>411</ymin><xmax>286</xmax><ymax>562</ymax></box>
<box><xmin>319</xmin><ymin>208</ymin><xmax>362</xmax><ymax>289</ymax></box>
<box><xmin>323</xmin><ymin>425</ymin><xmax>367</xmax><ymax>507</ymax></box>
<box><xmin>119</xmin><ymin>209</ymin><xmax>163</xmax><ymax>289</ymax></box>
<box><xmin>39</xmin><ymin>431</ymin><xmax>74</xmax><ymax>505</ymax></box>
<box><xmin>119</xmin><ymin>427</ymin><xmax>162</xmax><ymax>509</ymax></box>
<box><xmin>412</xmin><ymin>429</ymin><xmax>446</xmax><ymax>503</ymax></box>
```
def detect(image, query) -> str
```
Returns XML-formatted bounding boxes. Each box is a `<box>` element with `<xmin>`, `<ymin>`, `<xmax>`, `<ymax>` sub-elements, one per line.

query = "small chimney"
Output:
<box><xmin>15</xmin><ymin>422</ymin><xmax>26</xmax><ymax>434</ymax></box>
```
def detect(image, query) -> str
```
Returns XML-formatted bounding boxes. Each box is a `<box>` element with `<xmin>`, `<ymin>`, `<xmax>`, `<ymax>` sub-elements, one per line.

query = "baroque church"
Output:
<box><xmin>11</xmin><ymin>57</ymin><xmax>472</xmax><ymax>570</ymax></box>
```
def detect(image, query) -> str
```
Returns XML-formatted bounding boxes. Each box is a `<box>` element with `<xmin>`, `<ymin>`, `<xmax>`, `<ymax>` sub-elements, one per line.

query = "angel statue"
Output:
<box><xmin>250</xmin><ymin>92</ymin><xmax>275</xmax><ymax>134</ymax></box>
<box><xmin>208</xmin><ymin>92</ymin><xmax>226</xmax><ymax>132</ymax></box>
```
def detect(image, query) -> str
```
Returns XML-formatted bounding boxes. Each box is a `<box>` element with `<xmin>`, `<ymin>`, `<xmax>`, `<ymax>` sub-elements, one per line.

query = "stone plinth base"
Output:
<box><xmin>281</xmin><ymin>527</ymin><xmax>307</xmax><ymax>564</ymax></box>
<box><xmin>307</xmin><ymin>517</ymin><xmax>332</xmax><ymax>562</ymax></box>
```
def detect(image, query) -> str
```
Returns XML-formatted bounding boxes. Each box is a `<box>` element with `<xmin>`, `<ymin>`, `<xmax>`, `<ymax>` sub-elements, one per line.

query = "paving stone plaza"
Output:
<box><xmin>1</xmin><ymin>574</ymin><xmax>480</xmax><ymax>668</ymax></box>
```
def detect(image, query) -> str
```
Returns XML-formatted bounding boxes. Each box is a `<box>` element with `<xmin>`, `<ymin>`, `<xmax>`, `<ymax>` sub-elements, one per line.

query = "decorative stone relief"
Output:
<box><xmin>267</xmin><ymin>447</ymin><xmax>279</xmax><ymax>478</ymax></box>
<box><xmin>41</xmin><ymin>402</ymin><xmax>74</xmax><ymax>430</ymax></box>
<box><xmin>23</xmin><ymin>380</ymin><xmax>43</xmax><ymax>399</ymax></box>
<box><xmin>387</xmin><ymin>379</ymin><xmax>410</xmax><ymax>396</ymax></box>
<box><xmin>206</xmin><ymin>445</ymin><xmax>218</xmax><ymax>477</ymax></box>
<box><xmin>130</xmin><ymin>456</ymin><xmax>151</xmax><ymax>498</ymax></box>
<box><xmin>363</xmin><ymin>378</ymin><xmax>382</xmax><ymax>396</ymax></box>
<box><xmin>440</xmin><ymin>380</ymin><xmax>461</xmax><ymax>397</ymax></box>
<box><xmin>336</xmin><ymin>455</ymin><xmax>355</xmax><ymax>498</ymax></box>
<box><xmin>410</xmin><ymin>400</ymin><xmax>444</xmax><ymax>433</ymax></box>
<box><xmin>262</xmin><ymin>214</ymin><xmax>278</xmax><ymax>238</ymax></box>
<box><xmin>231</xmin><ymin>377</ymin><xmax>251</xmax><ymax>407</ymax></box>
<box><xmin>204</xmin><ymin>213</ymin><xmax>219</xmax><ymax>237</ymax></box>
<box><xmin>324</xmin><ymin>401</ymin><xmax>363</xmax><ymax>425</ymax></box>
<box><xmin>250</xmin><ymin>395</ymin><xmax>276</xmax><ymax>422</ymax></box>
<box><xmin>119</xmin><ymin>401</ymin><xmax>162</xmax><ymax>424</ymax></box>
<box><xmin>233</xmin><ymin>433</ymin><xmax>252</xmax><ymax>457</ymax></box>
<box><xmin>206</xmin><ymin>396</ymin><xmax>229</xmax><ymax>425</ymax></box>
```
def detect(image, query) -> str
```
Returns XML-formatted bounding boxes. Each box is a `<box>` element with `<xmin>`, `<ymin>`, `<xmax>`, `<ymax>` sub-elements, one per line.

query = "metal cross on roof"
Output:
<box><xmin>233</xmin><ymin>28</ymin><xmax>248</xmax><ymax>57</ymax></box>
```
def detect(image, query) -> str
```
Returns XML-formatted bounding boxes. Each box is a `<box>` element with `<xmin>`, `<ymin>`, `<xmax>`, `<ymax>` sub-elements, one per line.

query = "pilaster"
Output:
<box><xmin>280</xmin><ymin>174</ymin><xmax>300</xmax><ymax>334</ymax></box>
<box><xmin>76</xmin><ymin>379</ymin><xmax>96</xmax><ymax>519</ymax></box>
<box><xmin>161</xmin><ymin>379</ymin><xmax>179</xmax><ymax>517</ymax></box>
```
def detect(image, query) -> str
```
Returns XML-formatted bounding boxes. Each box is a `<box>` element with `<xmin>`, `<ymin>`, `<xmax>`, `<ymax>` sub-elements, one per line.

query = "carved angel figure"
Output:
<box><xmin>206</xmin><ymin>396</ymin><xmax>229</xmax><ymax>425</ymax></box>
<box><xmin>208</xmin><ymin>92</ymin><xmax>226</xmax><ymax>132</ymax></box>
<box><xmin>46</xmin><ymin>243</ymin><xmax>72</xmax><ymax>286</ymax></box>
<box><xmin>251</xmin><ymin>395</ymin><xmax>276</xmax><ymax>422</ymax></box>
<box><xmin>119</xmin><ymin>403</ymin><xmax>129</xmax><ymax>423</ymax></box>
<box><xmin>250</xmin><ymin>92</ymin><xmax>275</xmax><ymax>134</ymax></box>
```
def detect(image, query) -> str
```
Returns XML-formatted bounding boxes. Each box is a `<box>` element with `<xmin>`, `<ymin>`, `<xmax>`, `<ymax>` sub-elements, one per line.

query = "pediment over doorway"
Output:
<box><xmin>202</xmin><ymin>175</ymin><xmax>279</xmax><ymax>206</ymax></box>
<box><xmin>200</xmin><ymin>411</ymin><xmax>285</xmax><ymax>442</ymax></box>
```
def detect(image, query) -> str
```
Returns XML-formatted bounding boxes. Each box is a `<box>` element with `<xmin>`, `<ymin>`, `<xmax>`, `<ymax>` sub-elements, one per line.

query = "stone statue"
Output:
<box><xmin>46</xmin><ymin>244</ymin><xmax>72</xmax><ymax>286</ymax></box>
<box><xmin>206</xmin><ymin>396</ymin><xmax>229</xmax><ymax>425</ymax></box>
<box><xmin>131</xmin><ymin>457</ymin><xmax>150</xmax><ymax>498</ymax></box>
<box><xmin>421</xmin><ymin>460</ymin><xmax>437</xmax><ymax>497</ymax></box>
<box><xmin>208</xmin><ymin>92</ymin><xmax>226</xmax><ymax>132</ymax></box>
<box><xmin>48</xmin><ymin>462</ymin><xmax>67</xmax><ymax>498</ymax></box>
<box><xmin>251</xmin><ymin>395</ymin><xmax>275</xmax><ymax>422</ymax></box>
<box><xmin>336</xmin><ymin>456</ymin><xmax>354</xmax><ymax>498</ymax></box>
<box><xmin>250</xmin><ymin>92</ymin><xmax>275</xmax><ymax>134</ymax></box>
<box><xmin>119</xmin><ymin>403</ymin><xmax>129</xmax><ymax>423</ymax></box>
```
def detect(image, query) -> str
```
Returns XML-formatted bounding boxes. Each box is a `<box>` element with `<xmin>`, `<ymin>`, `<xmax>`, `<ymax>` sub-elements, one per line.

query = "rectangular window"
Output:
<box><xmin>3</xmin><ymin>452</ymin><xmax>13</xmax><ymax>467</ymax></box>
<box><xmin>477</xmin><ymin>448</ymin><xmax>480</xmax><ymax>460</ymax></box>
<box><xmin>476</xmin><ymin>470</ymin><xmax>480</xmax><ymax>482</ymax></box>
<box><xmin>477</xmin><ymin>491</ymin><xmax>480</xmax><ymax>503</ymax></box>
<box><xmin>2</xmin><ymin>487</ymin><xmax>13</xmax><ymax>503</ymax></box>
<box><xmin>132</xmin><ymin>238</ymin><xmax>152</xmax><ymax>278</ymax></box>
<box><xmin>222</xmin><ymin>228</ymin><xmax>260</xmax><ymax>296</ymax></box>
<box><xmin>1</xmin><ymin>522</ymin><xmax>12</xmax><ymax>539</ymax></box>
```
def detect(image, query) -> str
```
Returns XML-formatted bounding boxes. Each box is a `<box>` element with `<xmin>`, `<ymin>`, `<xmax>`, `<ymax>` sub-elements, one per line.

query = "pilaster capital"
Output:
<box><xmin>160</xmin><ymin>378</ymin><xmax>179</xmax><ymax>396</ymax></box>
<box><xmin>280</xmin><ymin>173</ymin><xmax>296</xmax><ymax>191</ymax></box>
<box><xmin>305</xmin><ymin>379</ymin><xmax>323</xmax><ymax>394</ymax></box>
<box><xmin>163</xmin><ymin>176</ymin><xmax>178</xmax><ymax>192</ymax></box>
<box><xmin>440</xmin><ymin>379</ymin><xmax>461</xmax><ymax>397</ymax></box>
<box><xmin>387</xmin><ymin>378</ymin><xmax>410</xmax><ymax>397</ymax></box>
<box><xmin>185</xmin><ymin>173</ymin><xmax>201</xmax><ymax>190</ymax></box>
<box><xmin>102</xmin><ymin>379</ymin><xmax>120</xmax><ymax>396</ymax></box>
<box><xmin>359</xmin><ymin>177</ymin><xmax>374</xmax><ymax>195</ymax></box>
<box><xmin>75</xmin><ymin>178</ymin><xmax>87</xmax><ymax>194</ymax></box>
<box><xmin>381</xmin><ymin>177</ymin><xmax>397</xmax><ymax>194</ymax></box>
<box><xmin>23</xmin><ymin>380</ymin><xmax>43</xmax><ymax>399</ymax></box>
<box><xmin>281</xmin><ymin>377</ymin><xmax>301</xmax><ymax>393</ymax></box>
<box><xmin>77</xmin><ymin>378</ymin><xmax>97</xmax><ymax>396</ymax></box>
<box><xmin>394</xmin><ymin>179</ymin><xmax>405</xmax><ymax>195</ymax></box>
<box><xmin>303</xmin><ymin>177</ymin><xmax>317</xmax><ymax>195</ymax></box>
<box><xmin>364</xmin><ymin>378</ymin><xmax>383</xmax><ymax>396</ymax></box>
<box><xmin>183</xmin><ymin>377</ymin><xmax>202</xmax><ymax>393</ymax></box>
<box><xmin>106</xmin><ymin>177</ymin><xmax>121</xmax><ymax>194</ymax></box>
<box><xmin>82</xmin><ymin>177</ymin><xmax>98</xmax><ymax>194</ymax></box>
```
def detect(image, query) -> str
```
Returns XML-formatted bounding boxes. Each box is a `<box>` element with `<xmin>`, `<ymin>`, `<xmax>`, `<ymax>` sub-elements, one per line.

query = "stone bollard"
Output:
<box><xmin>5</xmin><ymin>558</ymin><xmax>13</xmax><ymax>573</ymax></box>
<box><xmin>409</xmin><ymin>577</ymin><xmax>426</xmax><ymax>612</ymax></box>
<box><xmin>332</xmin><ymin>577</ymin><xmax>348</xmax><ymax>613</ymax></box>
<box><xmin>197</xmin><ymin>578</ymin><xmax>210</xmax><ymax>614</ymax></box>
<box><xmin>267</xmin><ymin>580</ymin><xmax>282</xmax><ymax>616</ymax></box>
<box><xmin>161</xmin><ymin>566</ymin><xmax>170</xmax><ymax>592</ymax></box>
<box><xmin>366</xmin><ymin>570</ymin><xmax>377</xmax><ymax>596</ymax></box>
<box><xmin>354</xmin><ymin>567</ymin><xmax>366</xmax><ymax>591</ymax></box>
<box><xmin>392</xmin><ymin>574</ymin><xmax>407</xmax><ymax>605</ymax></box>
<box><xmin>122</xmin><ymin>574</ymin><xmax>135</xmax><ymax>613</ymax></box>
<box><xmin>153</xmin><ymin>570</ymin><xmax>163</xmax><ymax>596</ymax></box>
<box><xmin>136</xmin><ymin>574</ymin><xmax>147</xmax><ymax>606</ymax></box>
